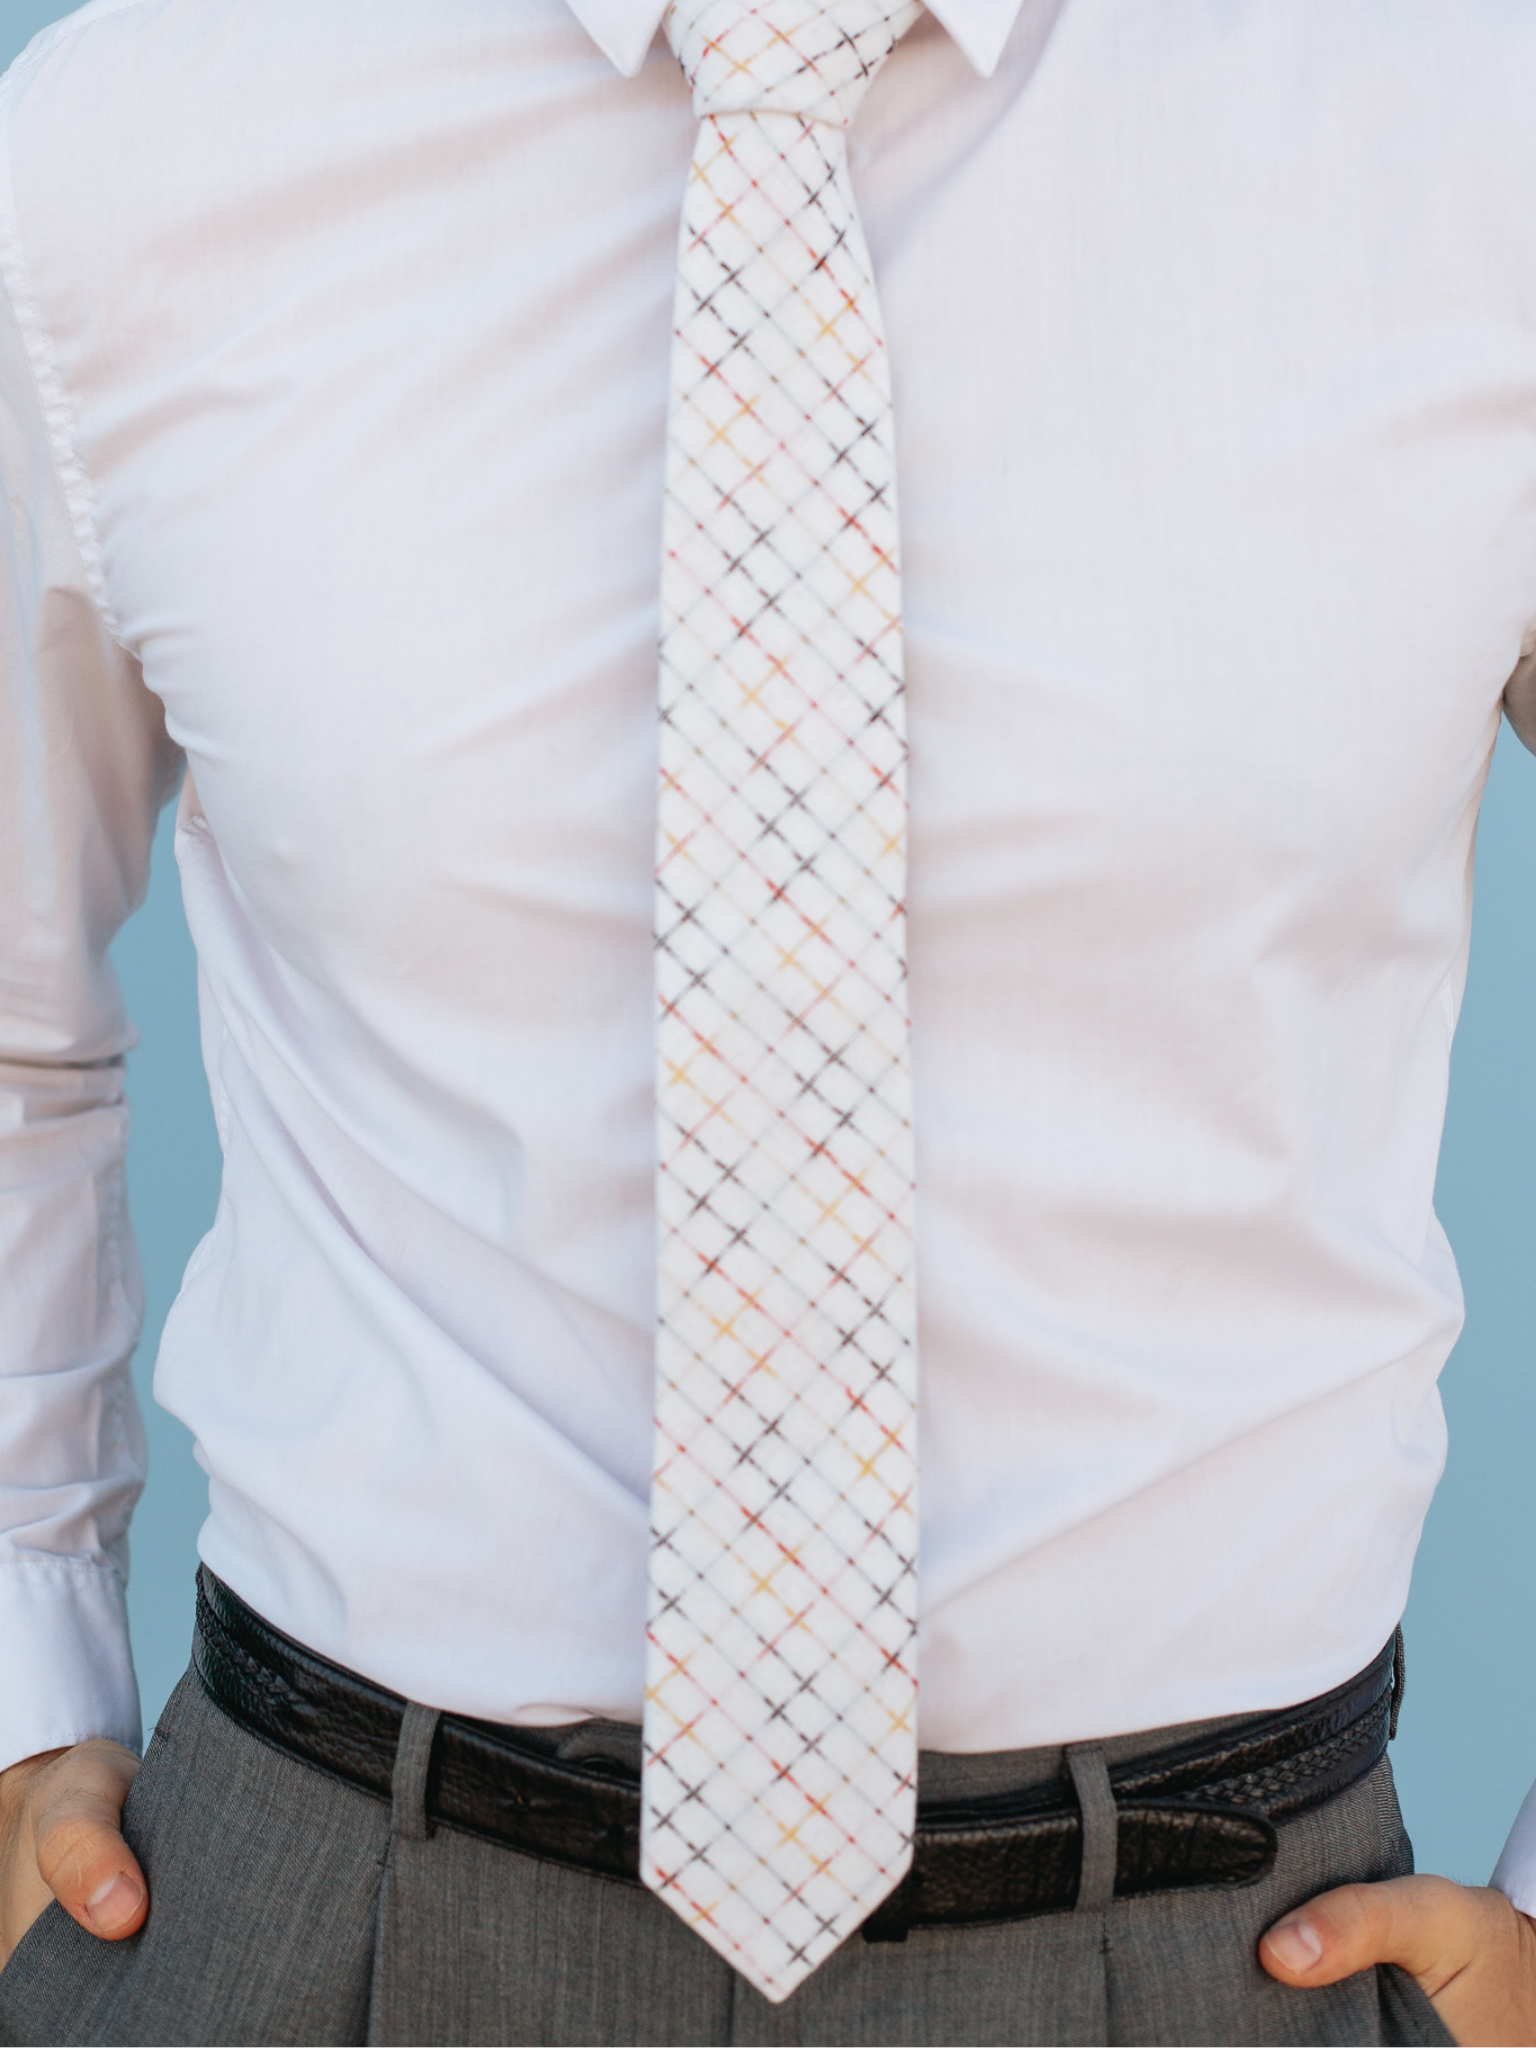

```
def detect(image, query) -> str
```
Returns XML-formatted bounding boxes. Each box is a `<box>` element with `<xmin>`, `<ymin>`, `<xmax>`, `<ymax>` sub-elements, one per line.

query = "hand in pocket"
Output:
<box><xmin>0</xmin><ymin>1741</ymin><xmax>145</xmax><ymax>1968</ymax></box>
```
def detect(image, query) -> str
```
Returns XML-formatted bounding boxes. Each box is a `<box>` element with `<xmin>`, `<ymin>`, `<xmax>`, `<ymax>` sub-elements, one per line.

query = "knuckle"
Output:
<box><xmin>78</xmin><ymin>1739</ymin><xmax>137</xmax><ymax>1780</ymax></box>
<box><xmin>1321</xmin><ymin>1882</ymin><xmax>1378</xmax><ymax>1921</ymax></box>
<box><xmin>1316</xmin><ymin>1882</ymin><xmax>1392</xmax><ymax>1951</ymax></box>
<box><xmin>34</xmin><ymin>1812</ymin><xmax>116</xmax><ymax>1894</ymax></box>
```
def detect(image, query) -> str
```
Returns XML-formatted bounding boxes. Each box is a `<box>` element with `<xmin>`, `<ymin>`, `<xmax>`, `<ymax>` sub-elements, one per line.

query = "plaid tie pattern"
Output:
<box><xmin>643</xmin><ymin>0</ymin><xmax>923</xmax><ymax>2004</ymax></box>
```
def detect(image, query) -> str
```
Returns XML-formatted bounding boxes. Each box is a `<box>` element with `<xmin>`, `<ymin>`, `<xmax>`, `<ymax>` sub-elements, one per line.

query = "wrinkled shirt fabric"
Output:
<box><xmin>3</xmin><ymin>0</ymin><xmax>1536</xmax><ymax>1903</ymax></box>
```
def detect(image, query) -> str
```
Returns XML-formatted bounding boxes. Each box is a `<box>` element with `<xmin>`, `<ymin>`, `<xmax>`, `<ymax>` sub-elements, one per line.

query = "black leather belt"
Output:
<box><xmin>192</xmin><ymin>1566</ymin><xmax>1400</xmax><ymax>1941</ymax></box>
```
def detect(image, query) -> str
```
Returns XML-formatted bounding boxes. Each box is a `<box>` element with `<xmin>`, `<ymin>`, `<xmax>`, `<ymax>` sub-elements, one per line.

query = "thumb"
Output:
<box><xmin>31</xmin><ymin>1740</ymin><xmax>147</xmax><ymax>1941</ymax></box>
<box><xmin>1260</xmin><ymin>1874</ymin><xmax>1489</xmax><ymax>1997</ymax></box>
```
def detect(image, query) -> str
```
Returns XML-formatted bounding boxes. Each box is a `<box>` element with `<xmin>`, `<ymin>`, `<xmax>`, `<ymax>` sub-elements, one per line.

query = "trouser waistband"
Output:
<box><xmin>191</xmin><ymin>1566</ymin><xmax>1401</xmax><ymax>1940</ymax></box>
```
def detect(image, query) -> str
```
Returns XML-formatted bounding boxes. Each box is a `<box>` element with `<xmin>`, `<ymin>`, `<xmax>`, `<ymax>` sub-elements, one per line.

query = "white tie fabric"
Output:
<box><xmin>644</xmin><ymin>0</ymin><xmax>924</xmax><ymax>2004</ymax></box>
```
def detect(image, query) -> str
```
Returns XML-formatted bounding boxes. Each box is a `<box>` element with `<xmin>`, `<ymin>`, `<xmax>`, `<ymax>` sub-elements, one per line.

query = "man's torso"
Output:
<box><xmin>6</xmin><ymin>0</ymin><xmax>1535</xmax><ymax>1743</ymax></box>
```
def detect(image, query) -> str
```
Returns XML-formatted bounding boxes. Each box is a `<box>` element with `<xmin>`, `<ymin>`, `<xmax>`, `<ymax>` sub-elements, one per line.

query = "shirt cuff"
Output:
<box><xmin>1491</xmin><ymin>1777</ymin><xmax>1536</xmax><ymax>1917</ymax></box>
<box><xmin>0</xmin><ymin>1560</ymin><xmax>141</xmax><ymax>1777</ymax></box>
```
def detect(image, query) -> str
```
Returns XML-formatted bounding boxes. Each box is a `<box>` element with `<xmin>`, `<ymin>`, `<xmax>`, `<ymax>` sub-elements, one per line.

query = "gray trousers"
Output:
<box><xmin>0</xmin><ymin>1663</ymin><xmax>1453</xmax><ymax>2047</ymax></box>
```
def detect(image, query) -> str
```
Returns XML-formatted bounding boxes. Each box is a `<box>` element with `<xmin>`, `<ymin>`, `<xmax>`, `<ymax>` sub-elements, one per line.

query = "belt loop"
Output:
<box><xmin>1066</xmin><ymin>1743</ymin><xmax>1117</xmax><ymax>1913</ymax></box>
<box><xmin>1390</xmin><ymin>1625</ymin><xmax>1406</xmax><ymax>1742</ymax></box>
<box><xmin>392</xmin><ymin>1703</ymin><xmax>442</xmax><ymax>1844</ymax></box>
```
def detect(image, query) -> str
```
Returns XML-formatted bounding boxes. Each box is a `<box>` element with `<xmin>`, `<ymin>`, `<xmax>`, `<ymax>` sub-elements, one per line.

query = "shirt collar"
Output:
<box><xmin>568</xmin><ymin>0</ymin><xmax>1029</xmax><ymax>81</ymax></box>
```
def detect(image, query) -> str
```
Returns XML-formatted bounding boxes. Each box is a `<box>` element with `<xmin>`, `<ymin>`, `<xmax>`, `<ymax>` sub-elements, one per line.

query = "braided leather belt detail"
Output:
<box><xmin>191</xmin><ymin>1568</ymin><xmax>1398</xmax><ymax>1940</ymax></box>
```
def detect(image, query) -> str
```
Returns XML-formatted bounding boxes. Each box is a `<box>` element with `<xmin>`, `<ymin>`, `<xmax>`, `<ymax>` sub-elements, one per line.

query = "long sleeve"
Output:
<box><xmin>0</xmin><ymin>216</ymin><xmax>180</xmax><ymax>1774</ymax></box>
<box><xmin>1490</xmin><ymin>685</ymin><xmax>1536</xmax><ymax>1914</ymax></box>
<box><xmin>1492</xmin><ymin>1785</ymin><xmax>1536</xmax><ymax>1916</ymax></box>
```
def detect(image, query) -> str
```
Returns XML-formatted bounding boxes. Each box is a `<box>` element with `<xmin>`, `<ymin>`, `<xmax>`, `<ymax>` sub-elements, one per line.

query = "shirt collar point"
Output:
<box><xmin>566</xmin><ymin>0</ymin><xmax>670</xmax><ymax>77</ymax></box>
<box><xmin>921</xmin><ymin>0</ymin><xmax>1026</xmax><ymax>77</ymax></box>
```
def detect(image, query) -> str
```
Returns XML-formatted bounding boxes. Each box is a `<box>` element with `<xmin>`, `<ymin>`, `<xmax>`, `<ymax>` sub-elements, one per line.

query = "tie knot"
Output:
<box><xmin>664</xmin><ymin>0</ymin><xmax>922</xmax><ymax>126</ymax></box>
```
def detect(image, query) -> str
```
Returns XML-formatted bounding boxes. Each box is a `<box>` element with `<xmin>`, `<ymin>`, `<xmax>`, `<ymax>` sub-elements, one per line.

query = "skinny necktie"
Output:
<box><xmin>645</xmin><ymin>0</ymin><xmax>923</xmax><ymax>2004</ymax></box>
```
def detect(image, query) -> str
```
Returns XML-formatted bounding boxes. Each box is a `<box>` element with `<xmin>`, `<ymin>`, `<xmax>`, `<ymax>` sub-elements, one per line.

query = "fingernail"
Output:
<box><xmin>84</xmin><ymin>1873</ymin><xmax>144</xmax><ymax>1932</ymax></box>
<box><xmin>1267</xmin><ymin>1914</ymin><xmax>1325</xmax><ymax>1971</ymax></box>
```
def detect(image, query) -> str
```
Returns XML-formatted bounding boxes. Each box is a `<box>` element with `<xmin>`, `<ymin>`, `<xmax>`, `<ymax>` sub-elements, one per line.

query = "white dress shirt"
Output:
<box><xmin>4</xmin><ymin>0</ymin><xmax>1536</xmax><ymax>1903</ymax></box>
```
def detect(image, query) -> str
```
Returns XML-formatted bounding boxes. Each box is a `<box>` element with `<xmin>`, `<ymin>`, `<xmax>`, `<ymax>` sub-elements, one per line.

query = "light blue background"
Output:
<box><xmin>7</xmin><ymin>0</ymin><xmax>1536</xmax><ymax>1890</ymax></box>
